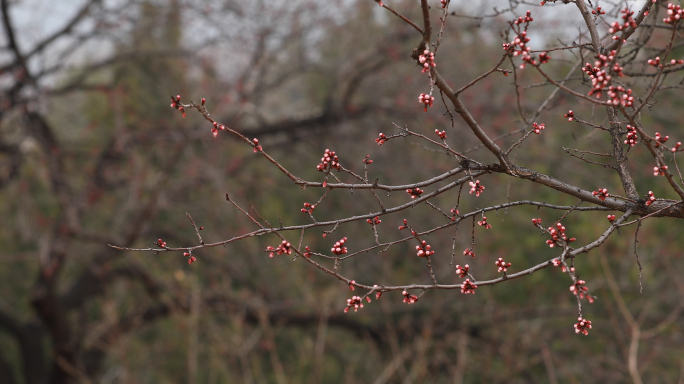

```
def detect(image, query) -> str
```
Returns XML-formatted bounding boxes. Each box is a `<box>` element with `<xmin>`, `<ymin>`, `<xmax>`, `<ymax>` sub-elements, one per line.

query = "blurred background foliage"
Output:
<box><xmin>1</xmin><ymin>0</ymin><xmax>683</xmax><ymax>383</ymax></box>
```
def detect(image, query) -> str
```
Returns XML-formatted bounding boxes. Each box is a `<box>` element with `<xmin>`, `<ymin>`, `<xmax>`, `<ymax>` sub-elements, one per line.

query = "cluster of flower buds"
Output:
<box><xmin>654</xmin><ymin>132</ymin><xmax>669</xmax><ymax>147</ymax></box>
<box><xmin>317</xmin><ymin>149</ymin><xmax>340</xmax><ymax>172</ymax></box>
<box><xmin>551</xmin><ymin>258</ymin><xmax>575</xmax><ymax>273</ymax></box>
<box><xmin>514</xmin><ymin>10</ymin><xmax>533</xmax><ymax>25</ymax></box>
<box><xmin>406</xmin><ymin>187</ymin><xmax>424</xmax><ymax>199</ymax></box>
<box><xmin>450</xmin><ymin>208</ymin><xmax>460</xmax><ymax>221</ymax></box>
<box><xmin>169</xmin><ymin>95</ymin><xmax>186</xmax><ymax>117</ymax></box>
<box><xmin>344</xmin><ymin>296</ymin><xmax>369</xmax><ymax>312</ymax></box>
<box><xmin>156</xmin><ymin>238</ymin><xmax>168</xmax><ymax>248</ymax></box>
<box><xmin>574</xmin><ymin>317</ymin><xmax>592</xmax><ymax>335</ymax></box>
<box><xmin>376</xmin><ymin>133</ymin><xmax>388</xmax><ymax>145</ymax></box>
<box><xmin>463</xmin><ymin>248</ymin><xmax>476</xmax><ymax>258</ymax></box>
<box><xmin>169</xmin><ymin>95</ymin><xmax>181</xmax><ymax>108</ymax></box>
<box><xmin>502</xmin><ymin>31</ymin><xmax>530</xmax><ymax>54</ymax></box>
<box><xmin>331</xmin><ymin>237</ymin><xmax>348</xmax><ymax>255</ymax></box>
<box><xmin>608</xmin><ymin>7</ymin><xmax>636</xmax><ymax>39</ymax></box>
<box><xmin>363</xmin><ymin>154</ymin><xmax>373</xmax><ymax>164</ymax></box>
<box><xmin>592</xmin><ymin>6</ymin><xmax>605</xmax><ymax>15</ymax></box>
<box><xmin>211</xmin><ymin>122</ymin><xmax>227</xmax><ymax>138</ymax></box>
<box><xmin>367</xmin><ymin>216</ymin><xmax>382</xmax><ymax>225</ymax></box>
<box><xmin>418</xmin><ymin>93</ymin><xmax>435</xmax><ymax>112</ymax></box>
<box><xmin>477</xmin><ymin>216</ymin><xmax>492</xmax><ymax>229</ymax></box>
<box><xmin>303</xmin><ymin>246</ymin><xmax>312</xmax><ymax>258</ymax></box>
<box><xmin>607</xmin><ymin>215</ymin><xmax>616</xmax><ymax>222</ymax></box>
<box><xmin>415</xmin><ymin>240</ymin><xmax>434</xmax><ymax>257</ymax></box>
<box><xmin>495</xmin><ymin>258</ymin><xmax>511</xmax><ymax>273</ymax></box>
<box><xmin>266</xmin><ymin>240</ymin><xmax>292</xmax><ymax>258</ymax></box>
<box><xmin>418</xmin><ymin>49</ymin><xmax>436</xmax><ymax>73</ymax></box>
<box><xmin>460</xmin><ymin>279</ymin><xmax>477</xmax><ymax>294</ymax></box>
<box><xmin>398</xmin><ymin>219</ymin><xmax>409</xmax><ymax>230</ymax></box>
<box><xmin>441</xmin><ymin>0</ymin><xmax>449</xmax><ymax>8</ymax></box>
<box><xmin>301</xmin><ymin>202</ymin><xmax>316</xmax><ymax>214</ymax></box>
<box><xmin>456</xmin><ymin>264</ymin><xmax>469</xmax><ymax>278</ymax></box>
<box><xmin>624</xmin><ymin>125</ymin><xmax>638</xmax><ymax>146</ymax></box>
<box><xmin>503</xmin><ymin>31</ymin><xmax>535</xmax><ymax>69</ymax></box>
<box><xmin>607</xmin><ymin>85</ymin><xmax>633</xmax><ymax>107</ymax></box>
<box><xmin>520</xmin><ymin>49</ymin><xmax>549</xmax><ymax>68</ymax></box>
<box><xmin>663</xmin><ymin>3</ymin><xmax>683</xmax><ymax>24</ymax></box>
<box><xmin>532</xmin><ymin>122</ymin><xmax>545</xmax><ymax>134</ymax></box>
<box><xmin>469</xmin><ymin>180</ymin><xmax>485</xmax><ymax>196</ymax></box>
<box><xmin>570</xmin><ymin>279</ymin><xmax>595</xmax><ymax>303</ymax></box>
<box><xmin>564</xmin><ymin>110</ymin><xmax>575</xmax><ymax>122</ymax></box>
<box><xmin>538</xmin><ymin>52</ymin><xmax>550</xmax><ymax>64</ymax></box>
<box><xmin>519</xmin><ymin>50</ymin><xmax>536</xmax><ymax>69</ymax></box>
<box><xmin>672</xmin><ymin>142</ymin><xmax>682</xmax><ymax>152</ymax></box>
<box><xmin>592</xmin><ymin>188</ymin><xmax>609</xmax><ymax>201</ymax></box>
<box><xmin>645</xmin><ymin>191</ymin><xmax>656</xmax><ymax>206</ymax></box>
<box><xmin>546</xmin><ymin>222</ymin><xmax>575</xmax><ymax>248</ymax></box>
<box><xmin>402</xmin><ymin>290</ymin><xmax>418</xmax><ymax>304</ymax></box>
<box><xmin>252</xmin><ymin>138</ymin><xmax>262</xmax><ymax>152</ymax></box>
<box><xmin>501</xmin><ymin>12</ymin><xmax>546</xmax><ymax>68</ymax></box>
<box><xmin>183</xmin><ymin>252</ymin><xmax>197</xmax><ymax>264</ymax></box>
<box><xmin>582</xmin><ymin>51</ymin><xmax>624</xmax><ymax>98</ymax></box>
<box><xmin>648</xmin><ymin>56</ymin><xmax>662</xmax><ymax>67</ymax></box>
<box><xmin>653</xmin><ymin>165</ymin><xmax>668</xmax><ymax>176</ymax></box>
<box><xmin>435</xmin><ymin>129</ymin><xmax>447</xmax><ymax>139</ymax></box>
<box><xmin>552</xmin><ymin>258</ymin><xmax>564</xmax><ymax>271</ymax></box>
